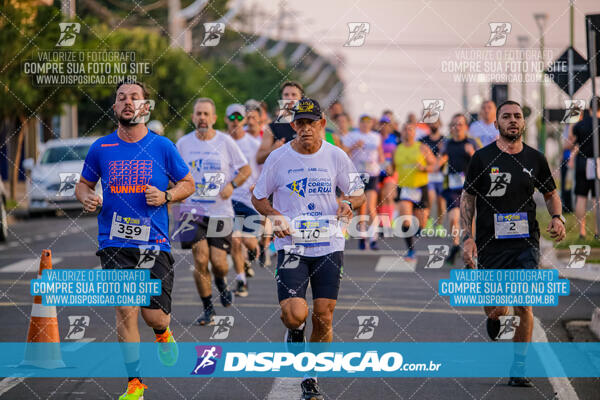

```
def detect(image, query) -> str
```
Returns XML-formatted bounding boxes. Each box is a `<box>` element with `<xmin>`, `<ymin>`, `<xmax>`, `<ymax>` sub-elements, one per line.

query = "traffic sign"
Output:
<box><xmin>546</xmin><ymin>46</ymin><xmax>590</xmax><ymax>96</ymax></box>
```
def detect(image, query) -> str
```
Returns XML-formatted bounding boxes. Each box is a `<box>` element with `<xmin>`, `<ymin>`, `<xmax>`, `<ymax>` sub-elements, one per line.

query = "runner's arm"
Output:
<box><xmin>232</xmin><ymin>164</ymin><xmax>251</xmax><ymax>188</ymax></box>
<box><xmin>251</xmin><ymin>194</ymin><xmax>291</xmax><ymax>237</ymax></box>
<box><xmin>420</xmin><ymin>144</ymin><xmax>437</xmax><ymax>172</ymax></box>
<box><xmin>257</xmin><ymin>126</ymin><xmax>282</xmax><ymax>164</ymax></box>
<box><xmin>339</xmin><ymin>193</ymin><xmax>366</xmax><ymax>212</ymax></box>
<box><xmin>459</xmin><ymin>192</ymin><xmax>476</xmax><ymax>239</ymax></box>
<box><xmin>75</xmin><ymin>177</ymin><xmax>102</xmax><ymax>212</ymax></box>
<box><xmin>168</xmin><ymin>172</ymin><xmax>195</xmax><ymax>202</ymax></box>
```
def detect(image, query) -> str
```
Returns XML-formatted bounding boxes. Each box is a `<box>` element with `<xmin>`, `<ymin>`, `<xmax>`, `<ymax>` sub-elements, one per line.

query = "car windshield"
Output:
<box><xmin>40</xmin><ymin>144</ymin><xmax>90</xmax><ymax>164</ymax></box>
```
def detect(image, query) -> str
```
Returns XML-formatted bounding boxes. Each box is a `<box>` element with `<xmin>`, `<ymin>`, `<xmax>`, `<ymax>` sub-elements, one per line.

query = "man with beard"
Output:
<box><xmin>461</xmin><ymin>100</ymin><xmax>565</xmax><ymax>387</ymax></box>
<box><xmin>76</xmin><ymin>81</ymin><xmax>195</xmax><ymax>400</ymax></box>
<box><xmin>176</xmin><ymin>98</ymin><xmax>251</xmax><ymax>326</ymax></box>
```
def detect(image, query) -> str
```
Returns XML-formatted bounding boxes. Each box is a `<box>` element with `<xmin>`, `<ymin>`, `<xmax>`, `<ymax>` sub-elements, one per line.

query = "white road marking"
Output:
<box><xmin>0</xmin><ymin>374</ymin><xmax>32</xmax><ymax>396</ymax></box>
<box><xmin>0</xmin><ymin>257</ymin><xmax>63</xmax><ymax>273</ymax></box>
<box><xmin>375</xmin><ymin>256</ymin><xmax>416</xmax><ymax>272</ymax></box>
<box><xmin>532</xmin><ymin>317</ymin><xmax>579</xmax><ymax>400</ymax></box>
<box><xmin>266</xmin><ymin>377</ymin><xmax>302</xmax><ymax>400</ymax></box>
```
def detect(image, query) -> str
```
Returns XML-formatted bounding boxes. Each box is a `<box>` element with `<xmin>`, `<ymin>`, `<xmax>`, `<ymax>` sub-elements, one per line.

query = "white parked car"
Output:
<box><xmin>23</xmin><ymin>137</ymin><xmax>101</xmax><ymax>215</ymax></box>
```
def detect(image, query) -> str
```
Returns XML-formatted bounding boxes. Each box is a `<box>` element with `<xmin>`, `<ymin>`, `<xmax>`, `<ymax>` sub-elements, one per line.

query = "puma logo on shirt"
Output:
<box><xmin>523</xmin><ymin>168</ymin><xmax>533</xmax><ymax>178</ymax></box>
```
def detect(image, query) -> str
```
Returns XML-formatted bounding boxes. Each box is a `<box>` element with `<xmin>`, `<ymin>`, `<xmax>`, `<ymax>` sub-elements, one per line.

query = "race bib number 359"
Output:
<box><xmin>110</xmin><ymin>212</ymin><xmax>151</xmax><ymax>243</ymax></box>
<box><xmin>494</xmin><ymin>212</ymin><xmax>529</xmax><ymax>239</ymax></box>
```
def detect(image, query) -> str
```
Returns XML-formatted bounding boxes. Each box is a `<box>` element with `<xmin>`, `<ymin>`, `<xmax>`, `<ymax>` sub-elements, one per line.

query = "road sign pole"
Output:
<box><xmin>587</xmin><ymin>18</ymin><xmax>600</xmax><ymax>238</ymax></box>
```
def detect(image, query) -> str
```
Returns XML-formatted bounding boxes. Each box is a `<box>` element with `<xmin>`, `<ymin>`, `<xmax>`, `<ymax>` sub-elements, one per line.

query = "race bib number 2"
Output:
<box><xmin>292</xmin><ymin>220</ymin><xmax>330</xmax><ymax>247</ymax></box>
<box><xmin>110</xmin><ymin>212</ymin><xmax>151</xmax><ymax>243</ymax></box>
<box><xmin>494</xmin><ymin>212</ymin><xmax>529</xmax><ymax>239</ymax></box>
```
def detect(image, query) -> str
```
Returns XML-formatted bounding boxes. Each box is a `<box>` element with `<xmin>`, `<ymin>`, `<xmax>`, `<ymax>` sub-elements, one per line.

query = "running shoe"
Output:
<box><xmin>284</xmin><ymin>325</ymin><xmax>306</xmax><ymax>354</ymax></box>
<box><xmin>301</xmin><ymin>378</ymin><xmax>324</xmax><ymax>400</ymax></box>
<box><xmin>508</xmin><ymin>362</ymin><xmax>532</xmax><ymax>387</ymax></box>
<box><xmin>234</xmin><ymin>279</ymin><xmax>249</xmax><ymax>297</ymax></box>
<box><xmin>358</xmin><ymin>238</ymin><xmax>366</xmax><ymax>250</ymax></box>
<box><xmin>404</xmin><ymin>249</ymin><xmax>416</xmax><ymax>261</ymax></box>
<box><xmin>486</xmin><ymin>317</ymin><xmax>500</xmax><ymax>341</ymax></box>
<box><xmin>434</xmin><ymin>224</ymin><xmax>446</xmax><ymax>237</ymax></box>
<box><xmin>245</xmin><ymin>260</ymin><xmax>255</xmax><ymax>278</ymax></box>
<box><xmin>155</xmin><ymin>327</ymin><xmax>179</xmax><ymax>367</ymax></box>
<box><xmin>425</xmin><ymin>218</ymin><xmax>434</xmax><ymax>230</ymax></box>
<box><xmin>220</xmin><ymin>289</ymin><xmax>234</xmax><ymax>307</ymax></box>
<box><xmin>119</xmin><ymin>378</ymin><xmax>147</xmax><ymax>400</ymax></box>
<box><xmin>259</xmin><ymin>245</ymin><xmax>267</xmax><ymax>267</ymax></box>
<box><xmin>369</xmin><ymin>241</ymin><xmax>379</xmax><ymax>251</ymax></box>
<box><xmin>195</xmin><ymin>308</ymin><xmax>216</xmax><ymax>326</ymax></box>
<box><xmin>247</xmin><ymin>248</ymin><xmax>257</xmax><ymax>262</ymax></box>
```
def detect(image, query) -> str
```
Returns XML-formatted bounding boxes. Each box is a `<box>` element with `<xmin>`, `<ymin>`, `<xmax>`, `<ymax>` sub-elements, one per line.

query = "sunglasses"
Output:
<box><xmin>228</xmin><ymin>114</ymin><xmax>244</xmax><ymax>121</ymax></box>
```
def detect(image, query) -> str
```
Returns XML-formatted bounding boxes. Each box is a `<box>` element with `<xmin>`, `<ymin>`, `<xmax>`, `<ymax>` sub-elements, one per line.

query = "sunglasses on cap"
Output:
<box><xmin>228</xmin><ymin>114</ymin><xmax>244</xmax><ymax>121</ymax></box>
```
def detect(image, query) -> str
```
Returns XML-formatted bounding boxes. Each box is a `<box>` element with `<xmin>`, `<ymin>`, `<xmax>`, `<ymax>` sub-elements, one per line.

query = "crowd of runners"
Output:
<box><xmin>75</xmin><ymin>80</ymin><xmax>571</xmax><ymax>399</ymax></box>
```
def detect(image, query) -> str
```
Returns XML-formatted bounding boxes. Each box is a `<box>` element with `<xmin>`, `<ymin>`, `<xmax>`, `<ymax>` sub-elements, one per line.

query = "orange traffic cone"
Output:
<box><xmin>21</xmin><ymin>249</ymin><xmax>65</xmax><ymax>369</ymax></box>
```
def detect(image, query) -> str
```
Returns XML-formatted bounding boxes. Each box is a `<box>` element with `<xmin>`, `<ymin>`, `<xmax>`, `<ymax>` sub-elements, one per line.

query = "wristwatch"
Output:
<box><xmin>552</xmin><ymin>214</ymin><xmax>566</xmax><ymax>225</ymax></box>
<box><xmin>164</xmin><ymin>190</ymin><xmax>172</xmax><ymax>203</ymax></box>
<box><xmin>462</xmin><ymin>233</ymin><xmax>472</xmax><ymax>243</ymax></box>
<box><xmin>231</xmin><ymin>180</ymin><xmax>239</xmax><ymax>189</ymax></box>
<box><xmin>341</xmin><ymin>200</ymin><xmax>353</xmax><ymax>211</ymax></box>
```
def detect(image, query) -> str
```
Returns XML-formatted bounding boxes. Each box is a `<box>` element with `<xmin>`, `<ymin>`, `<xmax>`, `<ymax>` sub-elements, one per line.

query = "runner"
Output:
<box><xmin>438</xmin><ymin>114</ymin><xmax>478</xmax><ymax>265</ymax></box>
<box><xmin>419</xmin><ymin>118</ymin><xmax>446</xmax><ymax>232</ymax></box>
<box><xmin>251</xmin><ymin>98</ymin><xmax>365</xmax><ymax>400</ymax></box>
<box><xmin>567</xmin><ymin>97</ymin><xmax>600</xmax><ymax>238</ymax></box>
<box><xmin>461</xmin><ymin>100</ymin><xmax>566</xmax><ymax>387</ymax></box>
<box><xmin>378</xmin><ymin>114</ymin><xmax>401</xmax><ymax>232</ymax></box>
<box><xmin>244</xmin><ymin>99</ymin><xmax>264</xmax><ymax>140</ymax></box>
<box><xmin>225</xmin><ymin>103</ymin><xmax>262</xmax><ymax>296</ymax></box>
<box><xmin>469</xmin><ymin>100</ymin><xmax>499</xmax><ymax>147</ymax></box>
<box><xmin>256</xmin><ymin>81</ymin><xmax>304</xmax><ymax>164</ymax></box>
<box><xmin>75</xmin><ymin>81</ymin><xmax>195</xmax><ymax>400</ymax></box>
<box><xmin>393</xmin><ymin>123</ymin><xmax>436</xmax><ymax>260</ymax></box>
<box><xmin>346</xmin><ymin>114</ymin><xmax>385</xmax><ymax>250</ymax></box>
<box><xmin>175</xmin><ymin>98</ymin><xmax>251</xmax><ymax>325</ymax></box>
<box><xmin>333</xmin><ymin>112</ymin><xmax>353</xmax><ymax>154</ymax></box>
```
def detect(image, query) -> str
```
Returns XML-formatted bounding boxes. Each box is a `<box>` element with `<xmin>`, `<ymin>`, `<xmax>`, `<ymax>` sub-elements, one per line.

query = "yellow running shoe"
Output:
<box><xmin>119</xmin><ymin>378</ymin><xmax>147</xmax><ymax>400</ymax></box>
<box><xmin>155</xmin><ymin>327</ymin><xmax>179</xmax><ymax>366</ymax></box>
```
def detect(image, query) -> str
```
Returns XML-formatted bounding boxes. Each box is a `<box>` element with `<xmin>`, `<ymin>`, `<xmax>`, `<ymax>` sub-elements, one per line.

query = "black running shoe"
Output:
<box><xmin>194</xmin><ymin>308</ymin><xmax>216</xmax><ymax>326</ymax></box>
<box><xmin>284</xmin><ymin>326</ymin><xmax>306</xmax><ymax>354</ymax></box>
<box><xmin>247</xmin><ymin>248</ymin><xmax>257</xmax><ymax>262</ymax></box>
<box><xmin>219</xmin><ymin>289</ymin><xmax>234</xmax><ymax>307</ymax></box>
<box><xmin>234</xmin><ymin>279</ymin><xmax>248</xmax><ymax>297</ymax></box>
<box><xmin>507</xmin><ymin>377</ymin><xmax>533</xmax><ymax>387</ymax></box>
<box><xmin>486</xmin><ymin>317</ymin><xmax>500</xmax><ymax>341</ymax></box>
<box><xmin>301</xmin><ymin>378</ymin><xmax>324</xmax><ymax>400</ymax></box>
<box><xmin>259</xmin><ymin>245</ymin><xmax>266</xmax><ymax>267</ymax></box>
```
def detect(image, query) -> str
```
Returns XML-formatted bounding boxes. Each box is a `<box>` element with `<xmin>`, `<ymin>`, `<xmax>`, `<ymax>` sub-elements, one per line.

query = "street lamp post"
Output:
<box><xmin>534</xmin><ymin>13</ymin><xmax>548</xmax><ymax>153</ymax></box>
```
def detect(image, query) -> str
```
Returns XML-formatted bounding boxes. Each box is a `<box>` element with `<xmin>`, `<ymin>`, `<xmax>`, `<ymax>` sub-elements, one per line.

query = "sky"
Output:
<box><xmin>255</xmin><ymin>0</ymin><xmax>600</xmax><ymax>138</ymax></box>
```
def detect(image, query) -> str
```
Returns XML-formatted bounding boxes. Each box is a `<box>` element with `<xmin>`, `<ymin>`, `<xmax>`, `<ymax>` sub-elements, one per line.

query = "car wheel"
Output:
<box><xmin>0</xmin><ymin>200</ymin><xmax>7</xmax><ymax>242</ymax></box>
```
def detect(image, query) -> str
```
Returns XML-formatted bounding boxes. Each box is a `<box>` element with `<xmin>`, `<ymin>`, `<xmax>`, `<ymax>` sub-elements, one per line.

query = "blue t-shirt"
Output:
<box><xmin>81</xmin><ymin>130</ymin><xmax>189</xmax><ymax>252</ymax></box>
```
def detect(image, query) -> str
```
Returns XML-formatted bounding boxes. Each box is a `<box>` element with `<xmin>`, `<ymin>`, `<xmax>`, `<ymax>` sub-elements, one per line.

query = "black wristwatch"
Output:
<box><xmin>231</xmin><ymin>180</ymin><xmax>239</xmax><ymax>189</ymax></box>
<box><xmin>164</xmin><ymin>190</ymin><xmax>172</xmax><ymax>203</ymax></box>
<box><xmin>462</xmin><ymin>233</ymin><xmax>472</xmax><ymax>243</ymax></box>
<box><xmin>552</xmin><ymin>214</ymin><xmax>566</xmax><ymax>225</ymax></box>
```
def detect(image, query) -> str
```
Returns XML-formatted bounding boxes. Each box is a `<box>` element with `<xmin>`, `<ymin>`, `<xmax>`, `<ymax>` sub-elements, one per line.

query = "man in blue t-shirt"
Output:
<box><xmin>75</xmin><ymin>81</ymin><xmax>194</xmax><ymax>400</ymax></box>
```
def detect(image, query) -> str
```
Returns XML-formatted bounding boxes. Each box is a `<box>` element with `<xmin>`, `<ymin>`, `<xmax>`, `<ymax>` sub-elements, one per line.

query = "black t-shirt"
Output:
<box><xmin>573</xmin><ymin>115</ymin><xmax>597</xmax><ymax>158</ymax></box>
<box><xmin>441</xmin><ymin>137</ymin><xmax>478</xmax><ymax>174</ymax></box>
<box><xmin>269</xmin><ymin>122</ymin><xmax>296</xmax><ymax>143</ymax></box>
<box><xmin>419</xmin><ymin>135</ymin><xmax>443</xmax><ymax>156</ymax></box>
<box><xmin>463</xmin><ymin>142</ymin><xmax>556</xmax><ymax>253</ymax></box>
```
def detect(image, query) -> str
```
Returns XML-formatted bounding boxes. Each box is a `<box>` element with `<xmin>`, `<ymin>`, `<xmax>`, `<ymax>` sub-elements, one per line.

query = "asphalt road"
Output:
<box><xmin>0</xmin><ymin>214</ymin><xmax>598</xmax><ymax>399</ymax></box>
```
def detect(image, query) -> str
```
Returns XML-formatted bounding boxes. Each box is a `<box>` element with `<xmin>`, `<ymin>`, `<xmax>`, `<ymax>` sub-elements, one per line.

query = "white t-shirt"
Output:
<box><xmin>231</xmin><ymin>133</ymin><xmax>260</xmax><ymax>208</ymax></box>
<box><xmin>176</xmin><ymin>130</ymin><xmax>248</xmax><ymax>217</ymax></box>
<box><xmin>469</xmin><ymin>120</ymin><xmax>499</xmax><ymax>147</ymax></box>
<box><xmin>253</xmin><ymin>141</ymin><xmax>364</xmax><ymax>257</ymax></box>
<box><xmin>346</xmin><ymin>130</ymin><xmax>381</xmax><ymax>176</ymax></box>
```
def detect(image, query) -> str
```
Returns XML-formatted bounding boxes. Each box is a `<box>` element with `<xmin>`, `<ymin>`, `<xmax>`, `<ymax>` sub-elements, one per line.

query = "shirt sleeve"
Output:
<box><xmin>165</xmin><ymin>139</ymin><xmax>190</xmax><ymax>182</ymax></box>
<box><xmin>81</xmin><ymin>142</ymin><xmax>101</xmax><ymax>183</ymax></box>
<box><xmin>535</xmin><ymin>152</ymin><xmax>557</xmax><ymax>194</ymax></box>
<box><xmin>229</xmin><ymin>138</ymin><xmax>249</xmax><ymax>170</ymax></box>
<box><xmin>336</xmin><ymin>149</ymin><xmax>365</xmax><ymax>196</ymax></box>
<box><xmin>463</xmin><ymin>151</ymin><xmax>481</xmax><ymax>196</ymax></box>
<box><xmin>252</xmin><ymin>153</ymin><xmax>276</xmax><ymax>199</ymax></box>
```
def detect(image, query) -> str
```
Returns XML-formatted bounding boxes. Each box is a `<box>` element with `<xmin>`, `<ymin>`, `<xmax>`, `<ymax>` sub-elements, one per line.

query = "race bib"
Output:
<box><xmin>494</xmin><ymin>212</ymin><xmax>529</xmax><ymax>239</ymax></box>
<box><xmin>192</xmin><ymin>172</ymin><xmax>225</xmax><ymax>203</ymax></box>
<box><xmin>292</xmin><ymin>219</ymin><xmax>330</xmax><ymax>247</ymax></box>
<box><xmin>585</xmin><ymin>158</ymin><xmax>600</xmax><ymax>180</ymax></box>
<box><xmin>428</xmin><ymin>172</ymin><xmax>444</xmax><ymax>183</ymax></box>
<box><xmin>448</xmin><ymin>172</ymin><xmax>465</xmax><ymax>190</ymax></box>
<box><xmin>400</xmin><ymin>187</ymin><xmax>422</xmax><ymax>203</ymax></box>
<box><xmin>109</xmin><ymin>212</ymin><xmax>151</xmax><ymax>243</ymax></box>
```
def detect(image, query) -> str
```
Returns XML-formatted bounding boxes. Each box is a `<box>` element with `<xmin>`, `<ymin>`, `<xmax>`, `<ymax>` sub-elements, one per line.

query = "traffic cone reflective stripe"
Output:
<box><xmin>21</xmin><ymin>249</ymin><xmax>65</xmax><ymax>369</ymax></box>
